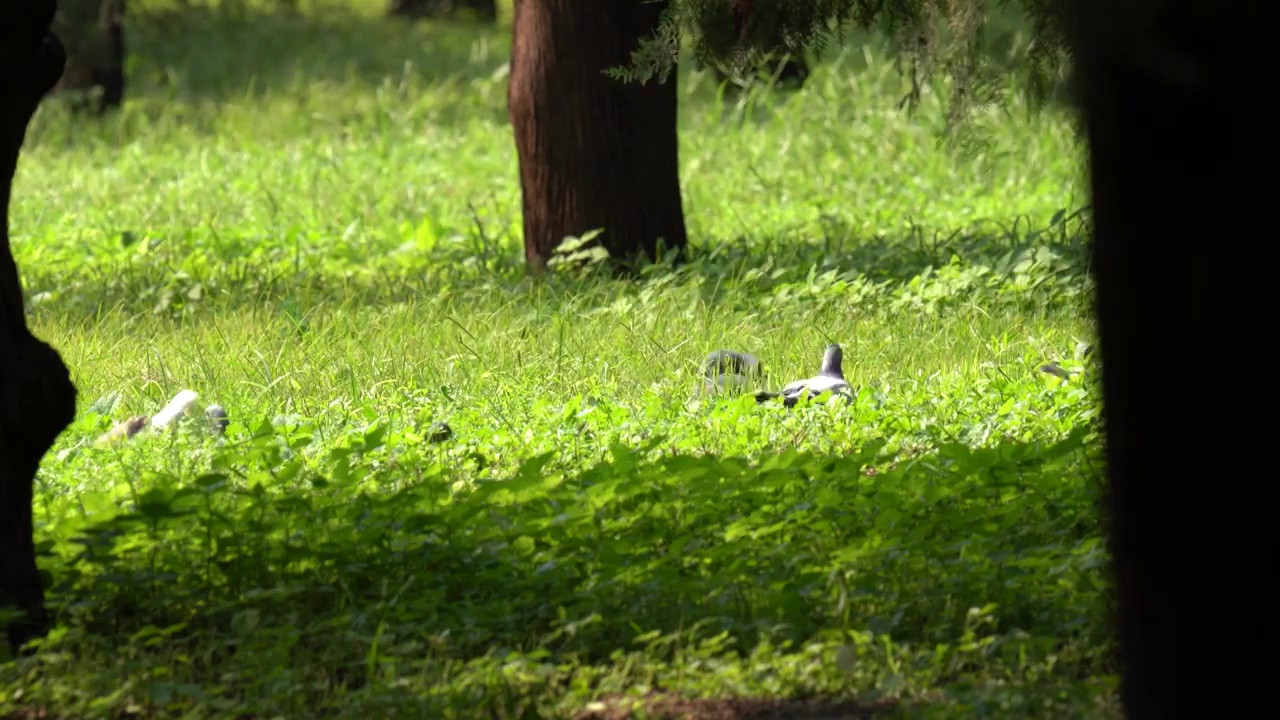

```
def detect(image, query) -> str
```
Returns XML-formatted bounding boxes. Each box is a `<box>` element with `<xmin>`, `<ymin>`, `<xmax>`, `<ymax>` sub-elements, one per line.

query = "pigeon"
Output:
<box><xmin>755</xmin><ymin>343</ymin><xmax>854</xmax><ymax>408</ymax></box>
<box><xmin>96</xmin><ymin>415</ymin><xmax>150</xmax><ymax>445</ymax></box>
<box><xmin>206</xmin><ymin>404</ymin><xmax>230</xmax><ymax>434</ymax></box>
<box><xmin>152</xmin><ymin>389</ymin><xmax>200</xmax><ymax>430</ymax></box>
<box><xmin>426</xmin><ymin>421</ymin><xmax>453</xmax><ymax>443</ymax></box>
<box><xmin>96</xmin><ymin>390</ymin><xmax>231</xmax><ymax>445</ymax></box>
<box><xmin>699</xmin><ymin>349</ymin><xmax>766</xmax><ymax>395</ymax></box>
<box><xmin>1039</xmin><ymin>361</ymin><xmax>1073</xmax><ymax>381</ymax></box>
<box><xmin>1041</xmin><ymin>341</ymin><xmax>1098</xmax><ymax>383</ymax></box>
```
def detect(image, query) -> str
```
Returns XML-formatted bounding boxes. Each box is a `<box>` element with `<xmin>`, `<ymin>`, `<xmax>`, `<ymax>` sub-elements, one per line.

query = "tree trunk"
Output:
<box><xmin>388</xmin><ymin>0</ymin><xmax>496</xmax><ymax>23</ymax></box>
<box><xmin>49</xmin><ymin>0</ymin><xmax>125</xmax><ymax>113</ymax></box>
<box><xmin>1069</xmin><ymin>0</ymin><xmax>1273</xmax><ymax>717</ymax></box>
<box><xmin>0</xmin><ymin>0</ymin><xmax>78</xmax><ymax>654</ymax></box>
<box><xmin>508</xmin><ymin>0</ymin><xmax>688</xmax><ymax>273</ymax></box>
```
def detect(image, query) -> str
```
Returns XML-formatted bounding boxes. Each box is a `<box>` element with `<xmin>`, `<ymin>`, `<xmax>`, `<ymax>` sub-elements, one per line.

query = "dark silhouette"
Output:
<box><xmin>1</xmin><ymin>0</ymin><xmax>79</xmax><ymax>654</ymax></box>
<box><xmin>710</xmin><ymin>54</ymin><xmax>810</xmax><ymax>92</ymax></box>
<box><xmin>388</xmin><ymin>0</ymin><xmax>496</xmax><ymax>23</ymax></box>
<box><xmin>507</xmin><ymin>0</ymin><xmax>687</xmax><ymax>272</ymax></box>
<box><xmin>1069</xmin><ymin>0</ymin><xmax>1273</xmax><ymax>717</ymax></box>
<box><xmin>49</xmin><ymin>0</ymin><xmax>125</xmax><ymax>113</ymax></box>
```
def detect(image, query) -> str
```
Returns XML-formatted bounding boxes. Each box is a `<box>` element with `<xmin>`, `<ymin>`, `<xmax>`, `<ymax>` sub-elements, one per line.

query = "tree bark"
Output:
<box><xmin>50</xmin><ymin>0</ymin><xmax>125</xmax><ymax>113</ymax></box>
<box><xmin>1069</xmin><ymin>0</ymin><xmax>1274</xmax><ymax>717</ymax></box>
<box><xmin>508</xmin><ymin>0</ymin><xmax>688</xmax><ymax>273</ymax></box>
<box><xmin>1</xmin><ymin>0</ymin><xmax>78</xmax><ymax>653</ymax></box>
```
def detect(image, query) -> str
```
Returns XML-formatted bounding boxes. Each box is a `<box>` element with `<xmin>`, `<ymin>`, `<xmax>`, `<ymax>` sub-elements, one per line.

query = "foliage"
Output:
<box><xmin>616</xmin><ymin>0</ymin><xmax>1075</xmax><ymax>136</ymax></box>
<box><xmin>1</xmin><ymin>1</ymin><xmax>1108</xmax><ymax>717</ymax></box>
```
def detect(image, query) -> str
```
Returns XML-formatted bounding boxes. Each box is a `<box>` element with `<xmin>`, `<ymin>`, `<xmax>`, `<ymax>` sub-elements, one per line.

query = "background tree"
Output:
<box><xmin>624</xmin><ymin>1</ymin><xmax>1072</xmax><ymax>125</ymax></box>
<box><xmin>514</xmin><ymin>0</ymin><xmax>1071</xmax><ymax>273</ymax></box>
<box><xmin>388</xmin><ymin>0</ymin><xmax>496</xmax><ymax>23</ymax></box>
<box><xmin>49</xmin><ymin>0</ymin><xmax>125</xmax><ymax>113</ymax></box>
<box><xmin>508</xmin><ymin>0</ymin><xmax>687</xmax><ymax>272</ymax></box>
<box><xmin>1067</xmin><ymin>0</ymin><xmax>1272</xmax><ymax>717</ymax></box>
<box><xmin>0</xmin><ymin>0</ymin><xmax>79</xmax><ymax>653</ymax></box>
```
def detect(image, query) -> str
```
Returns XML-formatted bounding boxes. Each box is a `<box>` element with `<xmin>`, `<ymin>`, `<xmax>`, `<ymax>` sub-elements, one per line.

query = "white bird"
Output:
<box><xmin>756</xmin><ymin>344</ymin><xmax>853</xmax><ymax>408</ymax></box>
<box><xmin>151</xmin><ymin>389</ymin><xmax>201</xmax><ymax>430</ymax></box>
<box><xmin>96</xmin><ymin>389</ymin><xmax>231</xmax><ymax>446</ymax></box>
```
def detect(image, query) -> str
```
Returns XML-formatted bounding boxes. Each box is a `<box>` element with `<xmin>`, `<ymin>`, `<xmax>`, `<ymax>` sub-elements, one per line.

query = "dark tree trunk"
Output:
<box><xmin>49</xmin><ymin>0</ymin><xmax>125</xmax><ymax>114</ymax></box>
<box><xmin>388</xmin><ymin>0</ymin><xmax>496</xmax><ymax>23</ymax></box>
<box><xmin>1069</xmin><ymin>0</ymin><xmax>1273</xmax><ymax>717</ymax></box>
<box><xmin>508</xmin><ymin>0</ymin><xmax>688</xmax><ymax>273</ymax></box>
<box><xmin>1</xmin><ymin>0</ymin><xmax>78</xmax><ymax>654</ymax></box>
<box><xmin>94</xmin><ymin>0</ymin><xmax>125</xmax><ymax>110</ymax></box>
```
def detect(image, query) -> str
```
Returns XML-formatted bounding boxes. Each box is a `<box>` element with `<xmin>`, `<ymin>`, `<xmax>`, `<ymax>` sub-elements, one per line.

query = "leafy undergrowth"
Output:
<box><xmin>1</xmin><ymin>1</ymin><xmax>1113</xmax><ymax>718</ymax></box>
<box><xmin>4</xmin><ymin>348</ymin><xmax>1111</xmax><ymax>719</ymax></box>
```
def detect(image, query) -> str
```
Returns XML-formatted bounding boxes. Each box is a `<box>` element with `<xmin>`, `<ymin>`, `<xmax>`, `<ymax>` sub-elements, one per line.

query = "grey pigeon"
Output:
<box><xmin>756</xmin><ymin>344</ymin><xmax>853</xmax><ymax>408</ymax></box>
<box><xmin>699</xmin><ymin>349</ymin><xmax>766</xmax><ymax>395</ymax></box>
<box><xmin>1039</xmin><ymin>361</ymin><xmax>1073</xmax><ymax>381</ymax></box>
<box><xmin>426</xmin><ymin>421</ymin><xmax>453</xmax><ymax>443</ymax></box>
<box><xmin>206</xmin><ymin>404</ymin><xmax>230</xmax><ymax>434</ymax></box>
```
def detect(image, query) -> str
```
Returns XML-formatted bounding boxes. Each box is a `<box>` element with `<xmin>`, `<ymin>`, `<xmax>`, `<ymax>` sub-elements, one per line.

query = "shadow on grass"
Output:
<box><xmin>103</xmin><ymin>2</ymin><xmax>819</xmax><ymax>129</ymax></box>
<box><xmin>680</xmin><ymin>209</ymin><xmax>1092</xmax><ymax>307</ymax></box>
<box><xmin>52</xmin><ymin>3</ymin><xmax>510</xmax><ymax>106</ymax></box>
<box><xmin>8</xmin><ymin>427</ymin><xmax>1113</xmax><ymax>716</ymax></box>
<box><xmin>20</xmin><ymin>206</ymin><xmax>1092</xmax><ymax>326</ymax></box>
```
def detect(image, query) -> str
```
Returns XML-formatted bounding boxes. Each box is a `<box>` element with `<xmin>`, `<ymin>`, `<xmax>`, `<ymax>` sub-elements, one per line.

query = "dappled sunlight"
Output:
<box><xmin>1</xmin><ymin>1</ymin><xmax>1110</xmax><ymax>717</ymax></box>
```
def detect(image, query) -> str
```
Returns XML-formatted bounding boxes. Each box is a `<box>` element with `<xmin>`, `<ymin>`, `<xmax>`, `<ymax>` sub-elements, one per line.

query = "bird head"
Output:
<box><xmin>819</xmin><ymin>344</ymin><xmax>844</xmax><ymax>378</ymax></box>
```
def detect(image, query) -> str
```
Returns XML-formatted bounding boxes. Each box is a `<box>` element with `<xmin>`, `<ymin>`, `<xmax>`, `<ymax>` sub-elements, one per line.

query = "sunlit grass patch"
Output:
<box><xmin>0</xmin><ymin>2</ymin><xmax>1107</xmax><ymax>717</ymax></box>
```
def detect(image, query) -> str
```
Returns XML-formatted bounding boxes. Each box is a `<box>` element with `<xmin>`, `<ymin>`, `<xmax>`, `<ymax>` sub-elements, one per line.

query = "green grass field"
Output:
<box><xmin>2</xmin><ymin>1</ymin><xmax>1114</xmax><ymax>718</ymax></box>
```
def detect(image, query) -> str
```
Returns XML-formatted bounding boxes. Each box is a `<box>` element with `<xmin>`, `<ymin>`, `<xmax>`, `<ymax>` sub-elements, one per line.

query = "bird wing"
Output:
<box><xmin>780</xmin><ymin>377</ymin><xmax>812</xmax><ymax>396</ymax></box>
<box><xmin>779</xmin><ymin>375</ymin><xmax>852</xmax><ymax>404</ymax></box>
<box><xmin>807</xmin><ymin>375</ymin><xmax>850</xmax><ymax>394</ymax></box>
<box><xmin>152</xmin><ymin>389</ymin><xmax>200</xmax><ymax>429</ymax></box>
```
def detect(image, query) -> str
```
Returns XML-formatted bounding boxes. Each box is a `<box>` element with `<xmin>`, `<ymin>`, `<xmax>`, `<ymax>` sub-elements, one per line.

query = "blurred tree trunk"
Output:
<box><xmin>508</xmin><ymin>0</ymin><xmax>687</xmax><ymax>273</ymax></box>
<box><xmin>1070</xmin><ymin>0</ymin><xmax>1272</xmax><ymax>717</ymax></box>
<box><xmin>49</xmin><ymin>0</ymin><xmax>125</xmax><ymax>113</ymax></box>
<box><xmin>388</xmin><ymin>0</ymin><xmax>496</xmax><ymax>23</ymax></box>
<box><xmin>0</xmin><ymin>0</ymin><xmax>79</xmax><ymax>654</ymax></box>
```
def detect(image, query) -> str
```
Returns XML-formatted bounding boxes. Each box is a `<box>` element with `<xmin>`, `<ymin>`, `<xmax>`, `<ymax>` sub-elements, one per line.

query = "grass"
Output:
<box><xmin>2</xmin><ymin>1</ymin><xmax>1113</xmax><ymax>718</ymax></box>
